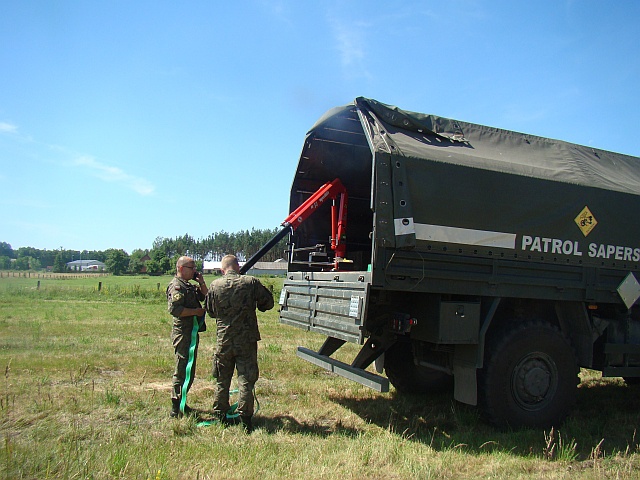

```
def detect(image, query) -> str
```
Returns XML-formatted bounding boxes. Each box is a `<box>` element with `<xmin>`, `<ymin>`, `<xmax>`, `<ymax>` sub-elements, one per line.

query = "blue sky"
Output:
<box><xmin>1</xmin><ymin>1</ymin><xmax>639</xmax><ymax>254</ymax></box>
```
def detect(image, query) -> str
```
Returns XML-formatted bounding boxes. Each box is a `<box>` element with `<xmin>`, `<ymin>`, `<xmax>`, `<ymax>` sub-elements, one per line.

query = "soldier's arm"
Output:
<box><xmin>204</xmin><ymin>289</ymin><xmax>218</xmax><ymax>317</ymax></box>
<box><xmin>167</xmin><ymin>284</ymin><xmax>183</xmax><ymax>317</ymax></box>
<box><xmin>255</xmin><ymin>280</ymin><xmax>275</xmax><ymax>312</ymax></box>
<box><xmin>196</xmin><ymin>276</ymin><xmax>208</xmax><ymax>300</ymax></box>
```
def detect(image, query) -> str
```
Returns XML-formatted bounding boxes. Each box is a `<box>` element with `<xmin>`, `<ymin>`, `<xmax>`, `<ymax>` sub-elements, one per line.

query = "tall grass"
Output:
<box><xmin>0</xmin><ymin>274</ymin><xmax>639</xmax><ymax>478</ymax></box>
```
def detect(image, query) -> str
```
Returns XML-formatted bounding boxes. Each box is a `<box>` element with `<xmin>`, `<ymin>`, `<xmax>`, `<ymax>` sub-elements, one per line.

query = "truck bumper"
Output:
<box><xmin>296</xmin><ymin>346</ymin><xmax>390</xmax><ymax>392</ymax></box>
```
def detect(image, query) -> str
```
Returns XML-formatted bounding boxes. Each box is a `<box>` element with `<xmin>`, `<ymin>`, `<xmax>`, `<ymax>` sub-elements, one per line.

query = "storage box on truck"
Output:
<box><xmin>276</xmin><ymin>97</ymin><xmax>640</xmax><ymax>428</ymax></box>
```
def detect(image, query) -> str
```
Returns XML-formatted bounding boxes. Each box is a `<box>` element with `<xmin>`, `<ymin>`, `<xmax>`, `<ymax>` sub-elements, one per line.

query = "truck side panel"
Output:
<box><xmin>393</xmin><ymin>157</ymin><xmax>640</xmax><ymax>271</ymax></box>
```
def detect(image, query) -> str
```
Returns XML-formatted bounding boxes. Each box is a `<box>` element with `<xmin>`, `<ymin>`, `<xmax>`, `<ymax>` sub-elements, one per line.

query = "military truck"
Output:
<box><xmin>274</xmin><ymin>97</ymin><xmax>640</xmax><ymax>428</ymax></box>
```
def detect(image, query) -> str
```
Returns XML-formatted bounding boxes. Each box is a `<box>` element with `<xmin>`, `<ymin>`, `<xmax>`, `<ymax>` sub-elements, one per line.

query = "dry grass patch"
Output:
<box><xmin>1</xmin><ymin>275</ymin><xmax>640</xmax><ymax>478</ymax></box>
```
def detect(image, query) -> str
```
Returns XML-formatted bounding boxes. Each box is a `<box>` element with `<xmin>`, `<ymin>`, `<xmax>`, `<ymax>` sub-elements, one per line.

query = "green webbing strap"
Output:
<box><xmin>179</xmin><ymin>315</ymin><xmax>200</xmax><ymax>415</ymax></box>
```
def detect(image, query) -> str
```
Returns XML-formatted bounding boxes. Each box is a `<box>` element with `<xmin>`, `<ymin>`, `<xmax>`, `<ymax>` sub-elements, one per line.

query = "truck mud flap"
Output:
<box><xmin>297</xmin><ymin>346</ymin><xmax>390</xmax><ymax>392</ymax></box>
<box><xmin>279</xmin><ymin>272</ymin><xmax>371</xmax><ymax>344</ymax></box>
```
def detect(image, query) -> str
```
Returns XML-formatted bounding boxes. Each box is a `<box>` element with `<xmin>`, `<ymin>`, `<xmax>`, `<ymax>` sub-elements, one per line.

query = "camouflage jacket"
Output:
<box><xmin>205</xmin><ymin>271</ymin><xmax>274</xmax><ymax>345</ymax></box>
<box><xmin>167</xmin><ymin>276</ymin><xmax>205</xmax><ymax>322</ymax></box>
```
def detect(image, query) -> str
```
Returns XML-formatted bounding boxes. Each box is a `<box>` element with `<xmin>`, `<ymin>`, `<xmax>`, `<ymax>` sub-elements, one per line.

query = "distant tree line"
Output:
<box><xmin>0</xmin><ymin>227</ymin><xmax>288</xmax><ymax>276</ymax></box>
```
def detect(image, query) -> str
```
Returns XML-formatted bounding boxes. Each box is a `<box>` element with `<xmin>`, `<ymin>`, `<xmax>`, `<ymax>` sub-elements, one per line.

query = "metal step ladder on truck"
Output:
<box><xmin>248</xmin><ymin>97</ymin><xmax>640</xmax><ymax>429</ymax></box>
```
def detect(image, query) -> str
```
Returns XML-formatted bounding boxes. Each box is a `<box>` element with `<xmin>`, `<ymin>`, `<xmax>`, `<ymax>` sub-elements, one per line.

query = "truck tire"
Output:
<box><xmin>480</xmin><ymin>321</ymin><xmax>579</xmax><ymax>429</ymax></box>
<box><xmin>384</xmin><ymin>340</ymin><xmax>452</xmax><ymax>394</ymax></box>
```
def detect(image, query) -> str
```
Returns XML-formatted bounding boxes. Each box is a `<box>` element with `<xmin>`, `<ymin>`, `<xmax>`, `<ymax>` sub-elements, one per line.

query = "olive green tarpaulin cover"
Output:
<box><xmin>307</xmin><ymin>97</ymin><xmax>640</xmax><ymax>196</ymax></box>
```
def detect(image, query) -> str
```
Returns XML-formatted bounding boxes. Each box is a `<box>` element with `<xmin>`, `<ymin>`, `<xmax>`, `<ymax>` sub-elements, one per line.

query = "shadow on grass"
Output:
<box><xmin>326</xmin><ymin>380</ymin><xmax>640</xmax><ymax>460</ymax></box>
<box><xmin>185</xmin><ymin>409</ymin><xmax>360</xmax><ymax>438</ymax></box>
<box><xmin>257</xmin><ymin>414</ymin><xmax>360</xmax><ymax>437</ymax></box>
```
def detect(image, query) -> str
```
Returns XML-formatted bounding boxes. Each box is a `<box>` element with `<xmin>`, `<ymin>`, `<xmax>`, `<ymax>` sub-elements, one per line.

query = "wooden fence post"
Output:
<box><xmin>98</xmin><ymin>281</ymin><xmax>102</xmax><ymax>291</ymax></box>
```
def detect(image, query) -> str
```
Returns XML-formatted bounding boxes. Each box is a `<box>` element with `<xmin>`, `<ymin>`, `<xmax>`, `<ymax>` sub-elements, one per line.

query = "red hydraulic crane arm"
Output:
<box><xmin>284</xmin><ymin>179</ymin><xmax>347</xmax><ymax>228</ymax></box>
<box><xmin>285</xmin><ymin>178</ymin><xmax>348</xmax><ymax>260</ymax></box>
<box><xmin>331</xmin><ymin>185</ymin><xmax>348</xmax><ymax>260</ymax></box>
<box><xmin>239</xmin><ymin>178</ymin><xmax>348</xmax><ymax>274</ymax></box>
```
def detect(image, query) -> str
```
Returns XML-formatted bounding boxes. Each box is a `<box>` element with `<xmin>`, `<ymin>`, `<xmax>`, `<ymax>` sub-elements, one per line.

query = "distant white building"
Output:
<box><xmin>66</xmin><ymin>259</ymin><xmax>106</xmax><ymax>271</ymax></box>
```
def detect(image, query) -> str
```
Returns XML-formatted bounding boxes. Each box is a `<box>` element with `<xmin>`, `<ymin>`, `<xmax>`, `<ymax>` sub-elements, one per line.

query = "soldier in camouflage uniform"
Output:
<box><xmin>205</xmin><ymin>254</ymin><xmax>274</xmax><ymax>432</ymax></box>
<box><xmin>167</xmin><ymin>256</ymin><xmax>208</xmax><ymax>418</ymax></box>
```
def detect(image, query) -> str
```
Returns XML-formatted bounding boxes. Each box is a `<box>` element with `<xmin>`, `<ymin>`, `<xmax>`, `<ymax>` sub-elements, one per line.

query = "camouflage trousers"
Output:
<box><xmin>171</xmin><ymin>320</ymin><xmax>199</xmax><ymax>401</ymax></box>
<box><xmin>212</xmin><ymin>342</ymin><xmax>259</xmax><ymax>417</ymax></box>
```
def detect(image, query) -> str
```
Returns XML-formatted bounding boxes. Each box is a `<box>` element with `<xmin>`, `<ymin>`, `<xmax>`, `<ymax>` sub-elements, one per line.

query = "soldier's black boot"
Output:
<box><xmin>170</xmin><ymin>399</ymin><xmax>193</xmax><ymax>418</ymax></box>
<box><xmin>213</xmin><ymin>410</ymin><xmax>227</xmax><ymax>425</ymax></box>
<box><xmin>240</xmin><ymin>415</ymin><xmax>253</xmax><ymax>433</ymax></box>
<box><xmin>170</xmin><ymin>399</ymin><xmax>181</xmax><ymax>418</ymax></box>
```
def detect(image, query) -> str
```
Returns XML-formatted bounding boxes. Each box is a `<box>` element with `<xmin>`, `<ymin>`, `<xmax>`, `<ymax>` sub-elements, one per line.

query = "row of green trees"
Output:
<box><xmin>0</xmin><ymin>228</ymin><xmax>289</xmax><ymax>276</ymax></box>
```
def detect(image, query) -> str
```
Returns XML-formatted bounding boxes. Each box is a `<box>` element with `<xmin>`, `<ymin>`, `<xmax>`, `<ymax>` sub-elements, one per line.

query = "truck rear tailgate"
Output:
<box><xmin>279</xmin><ymin>271</ymin><xmax>371</xmax><ymax>344</ymax></box>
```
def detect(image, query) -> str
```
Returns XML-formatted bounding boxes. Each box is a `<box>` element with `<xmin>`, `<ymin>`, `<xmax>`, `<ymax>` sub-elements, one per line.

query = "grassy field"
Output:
<box><xmin>1</xmin><ymin>273</ymin><xmax>640</xmax><ymax>479</ymax></box>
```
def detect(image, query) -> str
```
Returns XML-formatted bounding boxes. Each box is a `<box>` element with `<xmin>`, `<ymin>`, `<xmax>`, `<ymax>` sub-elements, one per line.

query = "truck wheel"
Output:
<box><xmin>480</xmin><ymin>321</ymin><xmax>579</xmax><ymax>428</ymax></box>
<box><xmin>384</xmin><ymin>341</ymin><xmax>452</xmax><ymax>394</ymax></box>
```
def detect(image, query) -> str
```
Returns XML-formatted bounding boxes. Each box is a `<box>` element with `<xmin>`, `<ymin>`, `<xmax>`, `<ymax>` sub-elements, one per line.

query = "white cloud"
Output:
<box><xmin>0</xmin><ymin>122</ymin><xmax>154</xmax><ymax>195</ymax></box>
<box><xmin>330</xmin><ymin>18</ymin><xmax>364</xmax><ymax>67</ymax></box>
<box><xmin>328</xmin><ymin>15</ymin><xmax>372</xmax><ymax>79</ymax></box>
<box><xmin>73</xmin><ymin>156</ymin><xmax>155</xmax><ymax>195</ymax></box>
<box><xmin>0</xmin><ymin>122</ymin><xmax>18</xmax><ymax>134</ymax></box>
